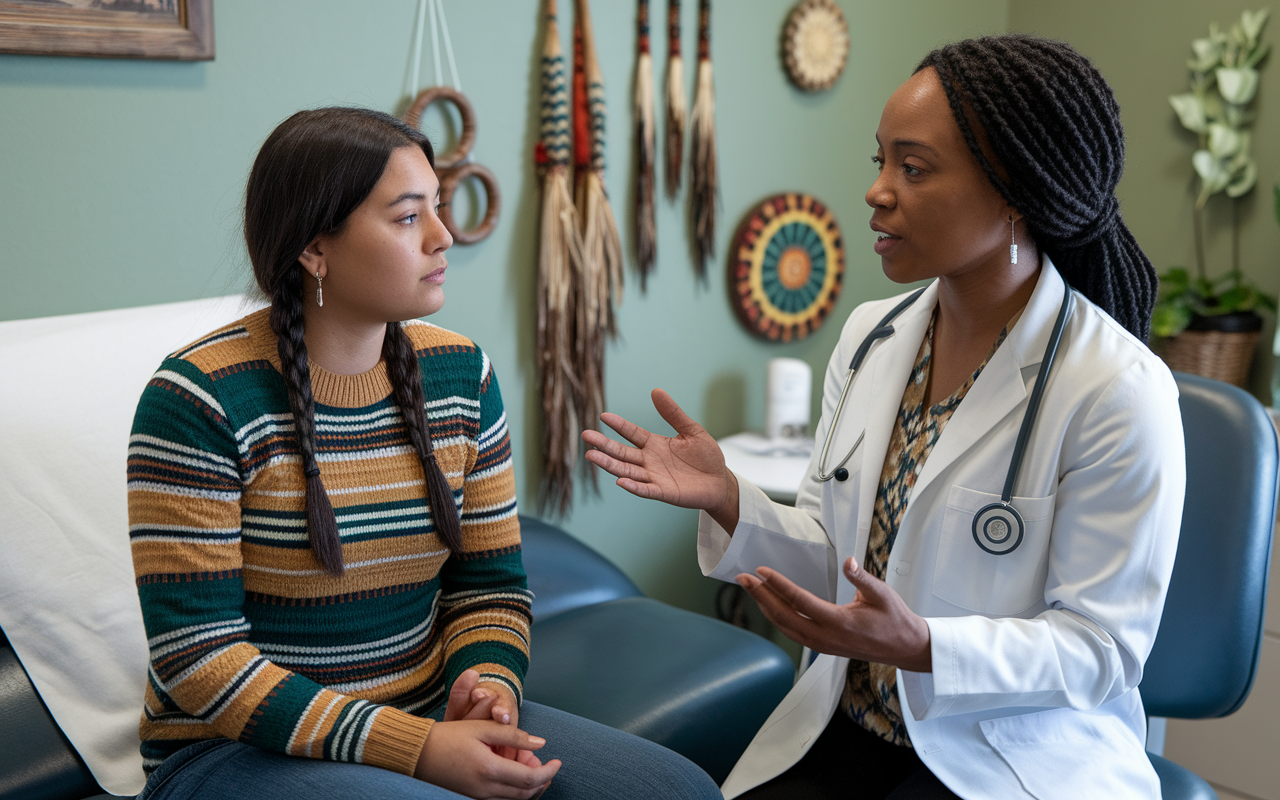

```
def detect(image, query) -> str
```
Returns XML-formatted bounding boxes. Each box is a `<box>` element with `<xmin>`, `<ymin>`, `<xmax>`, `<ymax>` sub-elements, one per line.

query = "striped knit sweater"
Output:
<box><xmin>127</xmin><ymin>308</ymin><xmax>530</xmax><ymax>777</ymax></box>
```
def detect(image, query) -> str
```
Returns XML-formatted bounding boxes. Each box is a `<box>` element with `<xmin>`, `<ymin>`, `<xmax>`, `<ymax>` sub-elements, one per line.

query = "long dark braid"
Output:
<box><xmin>383</xmin><ymin>322</ymin><xmax>464</xmax><ymax>554</ymax></box>
<box><xmin>269</xmin><ymin>267</ymin><xmax>343</xmax><ymax>573</ymax></box>
<box><xmin>246</xmin><ymin>107</ymin><xmax>461</xmax><ymax>576</ymax></box>
<box><xmin>916</xmin><ymin>35</ymin><xmax>1158</xmax><ymax>342</ymax></box>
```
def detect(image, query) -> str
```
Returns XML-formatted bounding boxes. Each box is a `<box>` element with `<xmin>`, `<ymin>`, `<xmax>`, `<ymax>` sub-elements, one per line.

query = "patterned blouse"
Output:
<box><xmin>841</xmin><ymin>307</ymin><xmax>1014</xmax><ymax>747</ymax></box>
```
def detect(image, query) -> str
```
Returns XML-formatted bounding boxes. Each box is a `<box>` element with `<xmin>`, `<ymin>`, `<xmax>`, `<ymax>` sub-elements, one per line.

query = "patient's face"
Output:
<box><xmin>865</xmin><ymin>67</ymin><xmax>1014</xmax><ymax>286</ymax></box>
<box><xmin>313</xmin><ymin>146</ymin><xmax>453</xmax><ymax>324</ymax></box>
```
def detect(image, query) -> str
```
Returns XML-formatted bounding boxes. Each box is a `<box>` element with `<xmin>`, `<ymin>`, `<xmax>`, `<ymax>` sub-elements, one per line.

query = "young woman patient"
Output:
<box><xmin>584</xmin><ymin>35</ymin><xmax>1184</xmax><ymax>800</ymax></box>
<box><xmin>127</xmin><ymin>107</ymin><xmax>722</xmax><ymax>800</ymax></box>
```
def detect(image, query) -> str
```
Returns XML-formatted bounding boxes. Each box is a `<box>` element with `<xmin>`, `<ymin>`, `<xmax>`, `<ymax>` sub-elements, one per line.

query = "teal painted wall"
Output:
<box><xmin>0</xmin><ymin>0</ymin><xmax>1009</xmax><ymax>614</ymax></box>
<box><xmin>1010</xmin><ymin>0</ymin><xmax>1280</xmax><ymax>402</ymax></box>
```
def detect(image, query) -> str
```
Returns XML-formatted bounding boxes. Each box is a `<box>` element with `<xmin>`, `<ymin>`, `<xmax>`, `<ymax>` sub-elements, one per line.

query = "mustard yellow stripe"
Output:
<box><xmin>362</xmin><ymin>708</ymin><xmax>434</xmax><ymax>775</ymax></box>
<box><xmin>133</xmin><ymin>540</ymin><xmax>241</xmax><ymax>577</ymax></box>
<box><xmin>443</xmin><ymin>621</ymin><xmax>531</xmax><ymax>656</ymax></box>
<box><xmin>240</xmin><ymin>539</ymin><xmax>450</xmax><ymax>598</ymax></box>
<box><xmin>130</xmin><ymin>492</ymin><xmax>239</xmax><ymax>530</ymax></box>
<box><xmin>339</xmin><ymin>653</ymin><xmax>445</xmax><ymax>704</ymax></box>
<box><xmin>183</xmin><ymin>333</ymin><xmax>260</xmax><ymax>375</ymax></box>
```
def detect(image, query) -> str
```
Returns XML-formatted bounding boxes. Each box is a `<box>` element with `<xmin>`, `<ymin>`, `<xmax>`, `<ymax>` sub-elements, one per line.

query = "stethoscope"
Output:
<box><xmin>816</xmin><ymin>285</ymin><xmax>1074</xmax><ymax>556</ymax></box>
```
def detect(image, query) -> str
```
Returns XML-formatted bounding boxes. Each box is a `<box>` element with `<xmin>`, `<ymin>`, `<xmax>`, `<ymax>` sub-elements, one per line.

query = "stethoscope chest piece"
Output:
<box><xmin>972</xmin><ymin>502</ymin><xmax>1025</xmax><ymax>555</ymax></box>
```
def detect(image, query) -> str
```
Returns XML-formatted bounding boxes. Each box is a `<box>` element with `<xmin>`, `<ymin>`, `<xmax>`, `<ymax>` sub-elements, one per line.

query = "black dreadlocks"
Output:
<box><xmin>916</xmin><ymin>35</ymin><xmax>1157</xmax><ymax>343</ymax></box>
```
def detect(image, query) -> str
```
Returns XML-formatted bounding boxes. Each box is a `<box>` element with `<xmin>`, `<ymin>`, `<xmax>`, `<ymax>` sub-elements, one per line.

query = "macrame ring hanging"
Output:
<box><xmin>405</xmin><ymin>86</ymin><xmax>477</xmax><ymax>169</ymax></box>
<box><xmin>404</xmin><ymin>86</ymin><xmax>500</xmax><ymax>243</ymax></box>
<box><xmin>730</xmin><ymin>192</ymin><xmax>845</xmax><ymax>342</ymax></box>
<box><xmin>439</xmin><ymin>162</ymin><xmax>501</xmax><ymax>244</ymax></box>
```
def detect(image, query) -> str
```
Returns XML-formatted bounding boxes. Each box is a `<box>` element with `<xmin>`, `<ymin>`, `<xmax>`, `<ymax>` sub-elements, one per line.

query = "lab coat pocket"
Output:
<box><xmin>980</xmin><ymin>708</ymin><xmax>1154</xmax><ymax>799</ymax></box>
<box><xmin>931</xmin><ymin>485</ymin><xmax>1055</xmax><ymax>615</ymax></box>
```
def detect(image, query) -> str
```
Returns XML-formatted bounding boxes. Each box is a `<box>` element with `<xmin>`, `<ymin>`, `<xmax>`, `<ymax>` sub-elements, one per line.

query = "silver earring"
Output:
<box><xmin>1009</xmin><ymin>216</ymin><xmax>1018</xmax><ymax>265</ymax></box>
<box><xmin>316</xmin><ymin>272</ymin><xmax>324</xmax><ymax>307</ymax></box>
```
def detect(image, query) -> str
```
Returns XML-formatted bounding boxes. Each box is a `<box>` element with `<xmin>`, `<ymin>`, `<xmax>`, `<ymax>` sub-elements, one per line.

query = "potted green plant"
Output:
<box><xmin>1153</xmin><ymin>8</ymin><xmax>1276</xmax><ymax>387</ymax></box>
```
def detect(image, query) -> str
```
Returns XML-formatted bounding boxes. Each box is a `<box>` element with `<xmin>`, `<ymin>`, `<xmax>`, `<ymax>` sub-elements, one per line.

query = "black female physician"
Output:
<box><xmin>584</xmin><ymin>35</ymin><xmax>1184</xmax><ymax>800</ymax></box>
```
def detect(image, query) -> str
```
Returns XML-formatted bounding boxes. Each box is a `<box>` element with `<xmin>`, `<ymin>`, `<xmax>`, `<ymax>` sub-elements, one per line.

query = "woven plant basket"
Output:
<box><xmin>1154</xmin><ymin>329</ymin><xmax>1260</xmax><ymax>388</ymax></box>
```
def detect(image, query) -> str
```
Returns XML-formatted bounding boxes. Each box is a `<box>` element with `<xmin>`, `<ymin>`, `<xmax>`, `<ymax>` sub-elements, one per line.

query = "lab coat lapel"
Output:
<box><xmin>907</xmin><ymin>260</ymin><xmax>1067</xmax><ymax>509</ymax></box>
<box><xmin>853</xmin><ymin>283</ymin><xmax>939</xmax><ymax>565</ymax></box>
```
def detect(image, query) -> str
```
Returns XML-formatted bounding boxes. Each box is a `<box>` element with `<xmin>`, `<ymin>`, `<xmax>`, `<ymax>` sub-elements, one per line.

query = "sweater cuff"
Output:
<box><xmin>360</xmin><ymin>707</ymin><xmax>434</xmax><ymax>776</ymax></box>
<box><xmin>472</xmin><ymin>662</ymin><xmax>524</xmax><ymax>704</ymax></box>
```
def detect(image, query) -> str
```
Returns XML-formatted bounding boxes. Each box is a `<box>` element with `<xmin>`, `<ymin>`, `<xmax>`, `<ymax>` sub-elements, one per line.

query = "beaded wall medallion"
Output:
<box><xmin>730</xmin><ymin>193</ymin><xmax>844</xmax><ymax>342</ymax></box>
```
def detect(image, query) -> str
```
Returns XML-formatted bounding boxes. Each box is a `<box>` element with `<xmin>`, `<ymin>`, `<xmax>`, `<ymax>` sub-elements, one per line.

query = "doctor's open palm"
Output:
<box><xmin>585</xmin><ymin>388</ymin><xmax>933</xmax><ymax>673</ymax></box>
<box><xmin>582</xmin><ymin>388</ymin><xmax>739</xmax><ymax>525</ymax></box>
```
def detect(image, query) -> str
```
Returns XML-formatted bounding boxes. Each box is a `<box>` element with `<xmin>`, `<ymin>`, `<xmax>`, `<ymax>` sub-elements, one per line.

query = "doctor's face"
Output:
<box><xmin>865</xmin><ymin>67</ymin><xmax>1016</xmax><ymax>285</ymax></box>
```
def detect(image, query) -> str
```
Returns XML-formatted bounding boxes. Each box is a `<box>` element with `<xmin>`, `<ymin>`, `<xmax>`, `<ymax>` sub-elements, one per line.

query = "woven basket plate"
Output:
<box><xmin>783</xmin><ymin>0</ymin><xmax>850</xmax><ymax>92</ymax></box>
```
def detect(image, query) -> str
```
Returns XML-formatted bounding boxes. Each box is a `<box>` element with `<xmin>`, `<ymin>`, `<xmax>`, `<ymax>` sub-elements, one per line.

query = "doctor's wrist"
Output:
<box><xmin>707</xmin><ymin>471</ymin><xmax>740</xmax><ymax>535</ymax></box>
<box><xmin>898</xmin><ymin>616</ymin><xmax>933</xmax><ymax>673</ymax></box>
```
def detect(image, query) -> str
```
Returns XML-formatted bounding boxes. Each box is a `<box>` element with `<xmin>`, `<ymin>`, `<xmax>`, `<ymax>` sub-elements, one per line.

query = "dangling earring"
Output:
<box><xmin>315</xmin><ymin>271</ymin><xmax>324</xmax><ymax>307</ymax></box>
<box><xmin>1009</xmin><ymin>216</ymin><xmax>1018</xmax><ymax>265</ymax></box>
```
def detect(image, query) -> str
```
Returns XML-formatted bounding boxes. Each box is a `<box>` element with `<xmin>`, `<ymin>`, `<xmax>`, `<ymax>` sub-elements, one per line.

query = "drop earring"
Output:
<box><xmin>316</xmin><ymin>272</ymin><xmax>324</xmax><ymax>307</ymax></box>
<box><xmin>1009</xmin><ymin>216</ymin><xmax>1018</xmax><ymax>265</ymax></box>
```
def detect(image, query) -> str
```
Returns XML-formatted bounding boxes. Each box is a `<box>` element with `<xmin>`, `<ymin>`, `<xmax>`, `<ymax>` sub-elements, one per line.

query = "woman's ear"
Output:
<box><xmin>298</xmin><ymin>237</ymin><xmax>325</xmax><ymax>280</ymax></box>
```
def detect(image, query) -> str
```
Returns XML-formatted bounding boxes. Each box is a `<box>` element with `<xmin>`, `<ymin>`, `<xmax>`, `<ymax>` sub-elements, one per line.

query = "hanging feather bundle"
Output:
<box><xmin>535</xmin><ymin>0</ymin><xmax>587</xmax><ymax>515</ymax></box>
<box><xmin>573</xmin><ymin>0</ymin><xmax>623</xmax><ymax>486</ymax></box>
<box><xmin>689</xmin><ymin>0</ymin><xmax>718</xmax><ymax>279</ymax></box>
<box><xmin>634</xmin><ymin>0</ymin><xmax>657</xmax><ymax>286</ymax></box>
<box><xmin>664</xmin><ymin>0</ymin><xmax>686</xmax><ymax>199</ymax></box>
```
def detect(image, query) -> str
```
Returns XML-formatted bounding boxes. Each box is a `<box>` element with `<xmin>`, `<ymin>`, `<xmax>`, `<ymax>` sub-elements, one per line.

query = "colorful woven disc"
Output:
<box><xmin>730</xmin><ymin>193</ymin><xmax>844</xmax><ymax>341</ymax></box>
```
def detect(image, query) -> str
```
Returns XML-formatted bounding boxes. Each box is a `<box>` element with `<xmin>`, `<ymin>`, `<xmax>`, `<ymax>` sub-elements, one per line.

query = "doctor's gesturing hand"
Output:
<box><xmin>582</xmin><ymin>388</ymin><xmax>742</xmax><ymax>532</ymax></box>
<box><xmin>583</xmin><ymin>389</ymin><xmax>932</xmax><ymax>674</ymax></box>
<box><xmin>739</xmin><ymin>560</ymin><xmax>932</xmax><ymax>673</ymax></box>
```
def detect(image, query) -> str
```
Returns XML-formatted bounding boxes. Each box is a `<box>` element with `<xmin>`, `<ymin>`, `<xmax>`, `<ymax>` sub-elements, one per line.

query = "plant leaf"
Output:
<box><xmin>1216</xmin><ymin>286</ymin><xmax>1254</xmax><ymax>311</ymax></box>
<box><xmin>1151</xmin><ymin>300</ymin><xmax>1193</xmax><ymax>338</ymax></box>
<box><xmin>1217</xmin><ymin>67</ymin><xmax>1260</xmax><ymax>104</ymax></box>
<box><xmin>1246</xmin><ymin>42</ymin><xmax>1272</xmax><ymax>68</ymax></box>
<box><xmin>1208</xmin><ymin>122</ymin><xmax>1244</xmax><ymax>157</ymax></box>
<box><xmin>1169</xmin><ymin>93</ymin><xmax>1208</xmax><ymax>133</ymax></box>
<box><xmin>1242</xmin><ymin>8</ymin><xmax>1270</xmax><ymax>43</ymax></box>
<box><xmin>1192</xmin><ymin>149</ymin><xmax>1219</xmax><ymax>181</ymax></box>
<box><xmin>1158</xmin><ymin>270</ymin><xmax>1190</xmax><ymax>302</ymax></box>
<box><xmin>1192</xmin><ymin>35</ymin><xmax>1223</xmax><ymax>66</ymax></box>
<box><xmin>1225</xmin><ymin>158</ymin><xmax>1258</xmax><ymax>197</ymax></box>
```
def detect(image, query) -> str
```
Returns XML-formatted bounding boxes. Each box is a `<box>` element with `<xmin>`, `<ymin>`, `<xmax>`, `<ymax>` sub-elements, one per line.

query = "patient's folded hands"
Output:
<box><xmin>417</xmin><ymin>670</ymin><xmax>557</xmax><ymax>798</ymax></box>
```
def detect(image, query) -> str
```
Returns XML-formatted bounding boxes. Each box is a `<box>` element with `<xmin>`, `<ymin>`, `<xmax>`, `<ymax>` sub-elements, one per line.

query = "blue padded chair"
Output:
<box><xmin>519</xmin><ymin>516</ymin><xmax>796</xmax><ymax>784</ymax></box>
<box><xmin>1139</xmin><ymin>373</ymin><xmax>1278</xmax><ymax>800</ymax></box>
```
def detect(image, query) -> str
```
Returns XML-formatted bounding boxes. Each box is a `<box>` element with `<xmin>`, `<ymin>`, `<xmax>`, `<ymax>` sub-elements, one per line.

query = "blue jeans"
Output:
<box><xmin>136</xmin><ymin>701</ymin><xmax>722</xmax><ymax>800</ymax></box>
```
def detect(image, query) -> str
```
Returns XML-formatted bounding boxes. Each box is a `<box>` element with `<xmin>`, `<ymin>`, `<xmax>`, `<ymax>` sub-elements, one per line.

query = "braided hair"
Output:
<box><xmin>915</xmin><ymin>35</ymin><xmax>1157</xmax><ymax>342</ymax></box>
<box><xmin>244</xmin><ymin>107</ymin><xmax>463</xmax><ymax>576</ymax></box>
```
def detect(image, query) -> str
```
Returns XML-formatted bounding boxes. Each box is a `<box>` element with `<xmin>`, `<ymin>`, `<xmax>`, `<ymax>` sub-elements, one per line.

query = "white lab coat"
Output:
<box><xmin>699</xmin><ymin>258</ymin><xmax>1184</xmax><ymax>799</ymax></box>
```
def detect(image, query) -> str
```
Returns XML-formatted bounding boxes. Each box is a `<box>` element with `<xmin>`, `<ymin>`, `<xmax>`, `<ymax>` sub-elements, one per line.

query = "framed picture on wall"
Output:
<box><xmin>0</xmin><ymin>0</ymin><xmax>213</xmax><ymax>60</ymax></box>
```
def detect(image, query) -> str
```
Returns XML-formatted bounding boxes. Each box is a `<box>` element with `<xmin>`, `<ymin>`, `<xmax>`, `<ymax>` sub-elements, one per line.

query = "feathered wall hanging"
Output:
<box><xmin>535</xmin><ymin>0</ymin><xmax>587</xmax><ymax>515</ymax></box>
<box><xmin>633</xmin><ymin>0</ymin><xmax>657</xmax><ymax>286</ymax></box>
<box><xmin>689</xmin><ymin>0</ymin><xmax>718</xmax><ymax>279</ymax></box>
<box><xmin>572</xmin><ymin>0</ymin><xmax>623</xmax><ymax>488</ymax></box>
<box><xmin>664</xmin><ymin>0</ymin><xmax>686</xmax><ymax>200</ymax></box>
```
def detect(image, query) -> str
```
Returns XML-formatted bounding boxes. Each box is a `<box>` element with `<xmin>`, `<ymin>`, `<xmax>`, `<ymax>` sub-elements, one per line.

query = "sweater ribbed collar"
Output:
<box><xmin>244</xmin><ymin>308</ymin><xmax>394</xmax><ymax>408</ymax></box>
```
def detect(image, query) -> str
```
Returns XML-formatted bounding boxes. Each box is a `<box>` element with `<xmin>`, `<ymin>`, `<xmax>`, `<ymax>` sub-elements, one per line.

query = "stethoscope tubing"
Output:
<box><xmin>815</xmin><ymin>288</ymin><xmax>926</xmax><ymax>482</ymax></box>
<box><xmin>999</xmin><ymin>287</ymin><xmax>1074</xmax><ymax>504</ymax></box>
<box><xmin>815</xmin><ymin>283</ymin><xmax>1074</xmax><ymax>556</ymax></box>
